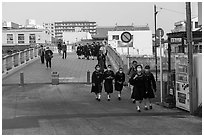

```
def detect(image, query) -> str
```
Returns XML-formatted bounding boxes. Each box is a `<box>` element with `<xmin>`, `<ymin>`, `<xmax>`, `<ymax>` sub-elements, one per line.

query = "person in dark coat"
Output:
<box><xmin>103</xmin><ymin>65</ymin><xmax>115</xmax><ymax>101</ymax></box>
<box><xmin>143</xmin><ymin>65</ymin><xmax>156</xmax><ymax>110</ymax></box>
<box><xmin>97</xmin><ymin>51</ymin><xmax>106</xmax><ymax>72</ymax></box>
<box><xmin>76</xmin><ymin>44</ymin><xmax>82</xmax><ymax>59</ymax></box>
<box><xmin>115</xmin><ymin>67</ymin><xmax>125</xmax><ymax>100</ymax></box>
<box><xmin>91</xmin><ymin>64</ymin><xmax>104</xmax><ymax>101</ymax></box>
<box><xmin>129</xmin><ymin>65</ymin><xmax>146</xmax><ymax>112</ymax></box>
<box><xmin>44</xmin><ymin>47</ymin><xmax>53</xmax><ymax>68</ymax></box>
<box><xmin>57</xmin><ymin>42</ymin><xmax>62</xmax><ymax>55</ymax></box>
<box><xmin>38</xmin><ymin>45</ymin><xmax>45</xmax><ymax>64</ymax></box>
<box><xmin>62</xmin><ymin>42</ymin><xmax>67</xmax><ymax>59</ymax></box>
<box><xmin>127</xmin><ymin>60</ymin><xmax>138</xmax><ymax>103</ymax></box>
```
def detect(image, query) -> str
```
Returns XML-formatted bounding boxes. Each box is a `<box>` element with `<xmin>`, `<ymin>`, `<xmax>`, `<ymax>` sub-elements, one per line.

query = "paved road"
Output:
<box><xmin>2</xmin><ymin>84</ymin><xmax>202</xmax><ymax>135</ymax></box>
<box><xmin>2</xmin><ymin>53</ymin><xmax>97</xmax><ymax>85</ymax></box>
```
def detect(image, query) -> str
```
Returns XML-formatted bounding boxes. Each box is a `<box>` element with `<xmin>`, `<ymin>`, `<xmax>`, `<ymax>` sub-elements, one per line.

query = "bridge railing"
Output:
<box><xmin>2</xmin><ymin>47</ymin><xmax>40</xmax><ymax>77</ymax></box>
<box><xmin>106</xmin><ymin>45</ymin><xmax>124</xmax><ymax>71</ymax></box>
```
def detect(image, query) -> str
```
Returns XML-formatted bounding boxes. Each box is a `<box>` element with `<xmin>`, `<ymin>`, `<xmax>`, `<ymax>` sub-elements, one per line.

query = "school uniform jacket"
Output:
<box><xmin>115</xmin><ymin>71</ymin><xmax>125</xmax><ymax>91</ymax></box>
<box><xmin>103</xmin><ymin>70</ymin><xmax>115</xmax><ymax>93</ymax></box>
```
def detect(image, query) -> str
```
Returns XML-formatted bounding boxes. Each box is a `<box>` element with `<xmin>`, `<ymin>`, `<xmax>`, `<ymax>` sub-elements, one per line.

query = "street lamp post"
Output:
<box><xmin>154</xmin><ymin>5</ymin><xmax>158</xmax><ymax>81</ymax></box>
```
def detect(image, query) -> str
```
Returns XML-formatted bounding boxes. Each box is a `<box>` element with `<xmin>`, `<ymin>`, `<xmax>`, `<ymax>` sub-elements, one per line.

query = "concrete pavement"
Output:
<box><xmin>2</xmin><ymin>53</ymin><xmax>97</xmax><ymax>85</ymax></box>
<box><xmin>2</xmin><ymin>84</ymin><xmax>202</xmax><ymax>135</ymax></box>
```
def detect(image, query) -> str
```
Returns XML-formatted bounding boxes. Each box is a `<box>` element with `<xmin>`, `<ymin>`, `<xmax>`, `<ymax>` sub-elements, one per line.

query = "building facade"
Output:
<box><xmin>55</xmin><ymin>21</ymin><xmax>97</xmax><ymax>39</ymax></box>
<box><xmin>2</xmin><ymin>21</ymin><xmax>20</xmax><ymax>30</ymax></box>
<box><xmin>171</xmin><ymin>17</ymin><xmax>200</xmax><ymax>33</ymax></box>
<box><xmin>2</xmin><ymin>29</ymin><xmax>52</xmax><ymax>46</ymax></box>
<box><xmin>108</xmin><ymin>25</ymin><xmax>152</xmax><ymax>56</ymax></box>
<box><xmin>43</xmin><ymin>23</ymin><xmax>55</xmax><ymax>38</ymax></box>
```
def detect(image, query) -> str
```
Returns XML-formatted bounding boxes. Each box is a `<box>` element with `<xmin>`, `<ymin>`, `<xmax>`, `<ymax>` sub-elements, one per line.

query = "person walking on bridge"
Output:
<box><xmin>91</xmin><ymin>64</ymin><xmax>104</xmax><ymax>101</ymax></box>
<box><xmin>38</xmin><ymin>45</ymin><xmax>45</xmax><ymax>64</ymax></box>
<box><xmin>62</xmin><ymin>42</ymin><xmax>67</xmax><ymax>59</ymax></box>
<box><xmin>143</xmin><ymin>65</ymin><xmax>156</xmax><ymax>110</ymax></box>
<box><xmin>129</xmin><ymin>65</ymin><xmax>146</xmax><ymax>112</ymax></box>
<box><xmin>103</xmin><ymin>65</ymin><xmax>115</xmax><ymax>101</ymax></box>
<box><xmin>44</xmin><ymin>47</ymin><xmax>53</xmax><ymax>68</ymax></box>
<box><xmin>127</xmin><ymin>60</ymin><xmax>138</xmax><ymax>103</ymax></box>
<box><xmin>115</xmin><ymin>67</ymin><xmax>125</xmax><ymax>101</ymax></box>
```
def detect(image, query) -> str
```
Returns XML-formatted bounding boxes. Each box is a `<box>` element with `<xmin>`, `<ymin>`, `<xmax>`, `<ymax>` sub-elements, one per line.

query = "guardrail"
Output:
<box><xmin>106</xmin><ymin>45</ymin><xmax>124</xmax><ymax>70</ymax></box>
<box><xmin>2</xmin><ymin>47</ymin><xmax>40</xmax><ymax>76</ymax></box>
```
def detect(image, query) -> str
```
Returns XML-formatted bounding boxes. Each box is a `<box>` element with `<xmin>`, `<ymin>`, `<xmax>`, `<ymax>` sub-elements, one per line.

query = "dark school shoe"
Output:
<box><xmin>118</xmin><ymin>97</ymin><xmax>121</xmax><ymax>101</ymax></box>
<box><xmin>149</xmin><ymin>106</ymin><xmax>153</xmax><ymax>109</ymax></box>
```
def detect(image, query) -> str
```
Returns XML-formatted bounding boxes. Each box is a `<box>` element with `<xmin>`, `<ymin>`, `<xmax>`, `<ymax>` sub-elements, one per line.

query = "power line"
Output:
<box><xmin>157</xmin><ymin>6</ymin><xmax>197</xmax><ymax>17</ymax></box>
<box><xmin>157</xmin><ymin>6</ymin><xmax>186</xmax><ymax>15</ymax></box>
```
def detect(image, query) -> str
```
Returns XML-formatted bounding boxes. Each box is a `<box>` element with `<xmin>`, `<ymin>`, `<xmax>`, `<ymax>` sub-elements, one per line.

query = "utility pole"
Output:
<box><xmin>186</xmin><ymin>2</ymin><xmax>195</xmax><ymax>114</ymax></box>
<box><xmin>154</xmin><ymin>5</ymin><xmax>158</xmax><ymax>81</ymax></box>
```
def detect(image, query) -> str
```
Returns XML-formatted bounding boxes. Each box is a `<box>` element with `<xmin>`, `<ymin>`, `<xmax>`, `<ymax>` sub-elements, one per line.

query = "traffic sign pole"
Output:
<box><xmin>159</xmin><ymin>30</ymin><xmax>163</xmax><ymax>103</ymax></box>
<box><xmin>121</xmin><ymin>32</ymin><xmax>132</xmax><ymax>69</ymax></box>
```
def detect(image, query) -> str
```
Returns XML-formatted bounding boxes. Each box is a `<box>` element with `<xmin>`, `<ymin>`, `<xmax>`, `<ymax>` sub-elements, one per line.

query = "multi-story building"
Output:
<box><xmin>2</xmin><ymin>21</ymin><xmax>20</xmax><ymax>30</ymax></box>
<box><xmin>43</xmin><ymin>23</ymin><xmax>55</xmax><ymax>38</ymax></box>
<box><xmin>54</xmin><ymin>21</ymin><xmax>97</xmax><ymax>39</ymax></box>
<box><xmin>171</xmin><ymin>17</ymin><xmax>200</xmax><ymax>33</ymax></box>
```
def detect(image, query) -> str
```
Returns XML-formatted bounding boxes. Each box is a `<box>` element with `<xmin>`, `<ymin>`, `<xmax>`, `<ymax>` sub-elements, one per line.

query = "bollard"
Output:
<box><xmin>87</xmin><ymin>70</ymin><xmax>91</xmax><ymax>84</ymax></box>
<box><xmin>20</xmin><ymin>72</ymin><xmax>24</xmax><ymax>86</ymax></box>
<box><xmin>51</xmin><ymin>72</ymin><xmax>59</xmax><ymax>85</ymax></box>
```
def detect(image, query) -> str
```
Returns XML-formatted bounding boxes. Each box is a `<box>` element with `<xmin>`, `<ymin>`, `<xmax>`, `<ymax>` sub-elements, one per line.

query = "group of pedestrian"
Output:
<box><xmin>38</xmin><ymin>45</ymin><xmax>53</xmax><ymax>68</ymax></box>
<box><xmin>91</xmin><ymin>64</ymin><xmax>125</xmax><ymax>101</ymax></box>
<box><xmin>76</xmin><ymin>42</ymin><xmax>105</xmax><ymax>60</ymax></box>
<box><xmin>91</xmin><ymin>60</ymin><xmax>156</xmax><ymax>112</ymax></box>
<box><xmin>57</xmin><ymin>42</ymin><xmax>67</xmax><ymax>59</ymax></box>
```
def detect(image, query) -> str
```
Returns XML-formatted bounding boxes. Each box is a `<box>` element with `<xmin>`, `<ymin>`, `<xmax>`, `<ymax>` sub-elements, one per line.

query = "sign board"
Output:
<box><xmin>121</xmin><ymin>32</ymin><xmax>132</xmax><ymax>43</ymax></box>
<box><xmin>156</xmin><ymin>28</ymin><xmax>164</xmax><ymax>37</ymax></box>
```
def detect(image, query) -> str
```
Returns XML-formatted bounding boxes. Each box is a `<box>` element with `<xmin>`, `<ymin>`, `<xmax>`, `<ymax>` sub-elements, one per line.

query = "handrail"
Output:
<box><xmin>106</xmin><ymin>45</ymin><xmax>124</xmax><ymax>69</ymax></box>
<box><xmin>2</xmin><ymin>46</ymin><xmax>40</xmax><ymax>76</ymax></box>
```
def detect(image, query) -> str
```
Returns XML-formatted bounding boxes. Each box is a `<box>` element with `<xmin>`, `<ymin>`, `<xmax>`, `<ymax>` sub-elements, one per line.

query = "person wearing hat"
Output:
<box><xmin>143</xmin><ymin>65</ymin><xmax>156</xmax><ymax>110</ymax></box>
<box><xmin>115</xmin><ymin>67</ymin><xmax>126</xmax><ymax>100</ymax></box>
<box><xmin>44</xmin><ymin>47</ymin><xmax>53</xmax><ymax>68</ymax></box>
<box><xmin>91</xmin><ymin>64</ymin><xmax>104</xmax><ymax>101</ymax></box>
<box><xmin>129</xmin><ymin>65</ymin><xmax>146</xmax><ymax>112</ymax></box>
<box><xmin>103</xmin><ymin>65</ymin><xmax>115</xmax><ymax>101</ymax></box>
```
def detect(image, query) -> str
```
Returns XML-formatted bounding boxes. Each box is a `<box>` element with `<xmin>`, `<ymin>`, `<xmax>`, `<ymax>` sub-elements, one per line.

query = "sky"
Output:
<box><xmin>2</xmin><ymin>2</ymin><xmax>199</xmax><ymax>35</ymax></box>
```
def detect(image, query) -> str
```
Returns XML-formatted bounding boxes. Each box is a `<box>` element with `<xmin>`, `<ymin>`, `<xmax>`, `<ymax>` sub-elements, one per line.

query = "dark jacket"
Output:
<box><xmin>129</xmin><ymin>72</ymin><xmax>146</xmax><ymax>100</ymax></box>
<box><xmin>115</xmin><ymin>71</ymin><xmax>125</xmax><ymax>91</ymax></box>
<box><xmin>143</xmin><ymin>72</ymin><xmax>156</xmax><ymax>99</ymax></box>
<box><xmin>103</xmin><ymin>70</ymin><xmax>115</xmax><ymax>93</ymax></box>
<box><xmin>44</xmin><ymin>49</ymin><xmax>53</xmax><ymax>60</ymax></box>
<box><xmin>91</xmin><ymin>70</ymin><xmax>104</xmax><ymax>94</ymax></box>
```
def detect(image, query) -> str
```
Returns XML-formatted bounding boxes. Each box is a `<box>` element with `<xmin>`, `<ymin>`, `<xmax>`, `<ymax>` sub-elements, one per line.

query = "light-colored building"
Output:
<box><xmin>108</xmin><ymin>25</ymin><xmax>152</xmax><ymax>56</ymax></box>
<box><xmin>171</xmin><ymin>17</ymin><xmax>200</xmax><ymax>32</ymax></box>
<box><xmin>2</xmin><ymin>28</ymin><xmax>52</xmax><ymax>46</ymax></box>
<box><xmin>55</xmin><ymin>21</ymin><xmax>97</xmax><ymax>39</ymax></box>
<box><xmin>25</xmin><ymin>19</ymin><xmax>36</xmax><ymax>28</ymax></box>
<box><xmin>43</xmin><ymin>23</ymin><xmax>55</xmax><ymax>37</ymax></box>
<box><xmin>62</xmin><ymin>32</ymin><xmax>92</xmax><ymax>44</ymax></box>
<box><xmin>2</xmin><ymin>21</ymin><xmax>20</xmax><ymax>29</ymax></box>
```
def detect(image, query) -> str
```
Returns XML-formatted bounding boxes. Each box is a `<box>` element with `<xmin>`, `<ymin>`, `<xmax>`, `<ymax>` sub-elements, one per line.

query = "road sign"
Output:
<box><xmin>156</xmin><ymin>28</ymin><xmax>164</xmax><ymax>37</ymax></box>
<box><xmin>121</xmin><ymin>32</ymin><xmax>132</xmax><ymax>43</ymax></box>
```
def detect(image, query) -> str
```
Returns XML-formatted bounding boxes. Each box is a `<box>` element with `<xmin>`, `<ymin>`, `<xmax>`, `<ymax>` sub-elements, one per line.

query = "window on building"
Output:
<box><xmin>18</xmin><ymin>34</ymin><xmax>24</xmax><ymax>43</ymax></box>
<box><xmin>7</xmin><ymin>34</ymin><xmax>14</xmax><ymax>44</ymax></box>
<box><xmin>199</xmin><ymin>45</ymin><xmax>202</xmax><ymax>53</ymax></box>
<box><xmin>195</xmin><ymin>22</ymin><xmax>199</xmax><ymax>28</ymax></box>
<box><xmin>112</xmin><ymin>35</ymin><xmax>119</xmax><ymax>40</ymax></box>
<box><xmin>29</xmin><ymin>34</ymin><xmax>36</xmax><ymax>43</ymax></box>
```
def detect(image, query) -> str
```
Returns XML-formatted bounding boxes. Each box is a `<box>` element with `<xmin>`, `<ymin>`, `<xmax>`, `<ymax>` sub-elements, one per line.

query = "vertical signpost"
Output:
<box><xmin>121</xmin><ymin>32</ymin><xmax>132</xmax><ymax>69</ymax></box>
<box><xmin>156</xmin><ymin>28</ymin><xmax>164</xmax><ymax>103</ymax></box>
